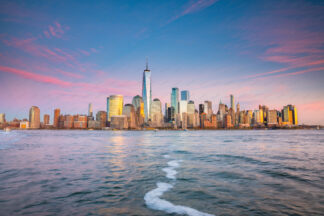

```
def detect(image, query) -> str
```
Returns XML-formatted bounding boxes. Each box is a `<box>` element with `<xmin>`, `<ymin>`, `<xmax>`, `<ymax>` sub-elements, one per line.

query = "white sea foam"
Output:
<box><xmin>163</xmin><ymin>154</ymin><xmax>170</xmax><ymax>158</ymax></box>
<box><xmin>168</xmin><ymin>160</ymin><xmax>181</xmax><ymax>167</ymax></box>
<box><xmin>162</xmin><ymin>160</ymin><xmax>181</xmax><ymax>179</ymax></box>
<box><xmin>144</xmin><ymin>182</ymin><xmax>215</xmax><ymax>216</ymax></box>
<box><xmin>144</xmin><ymin>159</ymin><xmax>215</xmax><ymax>216</ymax></box>
<box><xmin>162</xmin><ymin>167</ymin><xmax>177</xmax><ymax>179</ymax></box>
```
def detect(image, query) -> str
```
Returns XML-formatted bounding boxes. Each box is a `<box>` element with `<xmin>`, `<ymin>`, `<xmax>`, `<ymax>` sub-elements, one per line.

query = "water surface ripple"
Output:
<box><xmin>0</xmin><ymin>130</ymin><xmax>323</xmax><ymax>215</ymax></box>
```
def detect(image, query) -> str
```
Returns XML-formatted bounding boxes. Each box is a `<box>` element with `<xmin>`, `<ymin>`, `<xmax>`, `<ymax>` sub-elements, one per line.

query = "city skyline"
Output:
<box><xmin>0</xmin><ymin>0</ymin><xmax>323</xmax><ymax>124</ymax></box>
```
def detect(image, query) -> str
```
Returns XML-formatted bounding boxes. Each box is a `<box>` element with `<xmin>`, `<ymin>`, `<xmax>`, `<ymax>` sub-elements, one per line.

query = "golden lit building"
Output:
<box><xmin>53</xmin><ymin>108</ymin><xmax>60</xmax><ymax>128</ymax></box>
<box><xmin>29</xmin><ymin>106</ymin><xmax>40</xmax><ymax>129</ymax></box>
<box><xmin>293</xmin><ymin>106</ymin><xmax>298</xmax><ymax>125</ymax></box>
<box><xmin>259</xmin><ymin>108</ymin><xmax>264</xmax><ymax>123</ymax></box>
<box><xmin>282</xmin><ymin>105</ymin><xmax>298</xmax><ymax>125</ymax></box>
<box><xmin>107</xmin><ymin>95</ymin><xmax>124</xmax><ymax>121</ymax></box>
<box><xmin>20</xmin><ymin>121</ymin><xmax>29</xmax><ymax>129</ymax></box>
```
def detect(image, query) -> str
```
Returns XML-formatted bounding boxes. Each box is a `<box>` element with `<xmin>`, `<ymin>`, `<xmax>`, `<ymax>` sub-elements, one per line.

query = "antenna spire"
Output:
<box><xmin>146</xmin><ymin>57</ymin><xmax>148</xmax><ymax>70</ymax></box>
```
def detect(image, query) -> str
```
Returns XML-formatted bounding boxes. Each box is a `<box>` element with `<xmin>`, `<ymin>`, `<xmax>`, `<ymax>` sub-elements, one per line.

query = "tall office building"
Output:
<box><xmin>123</xmin><ymin>104</ymin><xmax>137</xmax><ymax>129</ymax></box>
<box><xmin>142</xmin><ymin>60</ymin><xmax>152</xmax><ymax>122</ymax></box>
<box><xmin>132</xmin><ymin>95</ymin><xmax>144</xmax><ymax>117</ymax></box>
<box><xmin>164</xmin><ymin>103</ymin><xmax>170</xmax><ymax>121</ymax></box>
<box><xmin>88</xmin><ymin>103</ymin><xmax>93</xmax><ymax>117</ymax></box>
<box><xmin>171</xmin><ymin>88</ymin><xmax>179</xmax><ymax>113</ymax></box>
<box><xmin>181</xmin><ymin>90</ymin><xmax>190</xmax><ymax>101</ymax></box>
<box><xmin>96</xmin><ymin>111</ymin><xmax>107</xmax><ymax>128</ymax></box>
<box><xmin>187</xmin><ymin>100</ymin><xmax>195</xmax><ymax>114</ymax></box>
<box><xmin>204</xmin><ymin>101</ymin><xmax>213</xmax><ymax>119</ymax></box>
<box><xmin>107</xmin><ymin>95</ymin><xmax>124</xmax><ymax>121</ymax></box>
<box><xmin>199</xmin><ymin>104</ymin><xmax>204</xmax><ymax>114</ymax></box>
<box><xmin>29</xmin><ymin>106</ymin><xmax>40</xmax><ymax>129</ymax></box>
<box><xmin>282</xmin><ymin>105</ymin><xmax>298</xmax><ymax>125</ymax></box>
<box><xmin>179</xmin><ymin>100</ymin><xmax>188</xmax><ymax>121</ymax></box>
<box><xmin>53</xmin><ymin>108</ymin><xmax>60</xmax><ymax>128</ymax></box>
<box><xmin>167</xmin><ymin>107</ymin><xmax>175</xmax><ymax>122</ymax></box>
<box><xmin>0</xmin><ymin>113</ymin><xmax>5</xmax><ymax>123</ymax></box>
<box><xmin>230</xmin><ymin>94</ymin><xmax>235</xmax><ymax>112</ymax></box>
<box><xmin>132</xmin><ymin>95</ymin><xmax>144</xmax><ymax>127</ymax></box>
<box><xmin>43</xmin><ymin>114</ymin><xmax>50</xmax><ymax>125</ymax></box>
<box><xmin>151</xmin><ymin>98</ymin><xmax>163</xmax><ymax>127</ymax></box>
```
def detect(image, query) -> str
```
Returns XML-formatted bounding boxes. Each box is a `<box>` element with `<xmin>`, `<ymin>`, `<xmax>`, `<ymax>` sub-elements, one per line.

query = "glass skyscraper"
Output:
<box><xmin>171</xmin><ymin>87</ymin><xmax>179</xmax><ymax>113</ymax></box>
<box><xmin>142</xmin><ymin>61</ymin><xmax>152</xmax><ymax>122</ymax></box>
<box><xmin>107</xmin><ymin>95</ymin><xmax>123</xmax><ymax>121</ymax></box>
<box><xmin>181</xmin><ymin>90</ymin><xmax>189</xmax><ymax>101</ymax></box>
<box><xmin>230</xmin><ymin>94</ymin><xmax>235</xmax><ymax>111</ymax></box>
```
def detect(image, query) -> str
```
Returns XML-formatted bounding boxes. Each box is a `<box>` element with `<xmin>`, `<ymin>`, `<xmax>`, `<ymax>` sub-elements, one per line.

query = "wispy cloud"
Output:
<box><xmin>168</xmin><ymin>0</ymin><xmax>219</xmax><ymax>23</ymax></box>
<box><xmin>44</xmin><ymin>22</ymin><xmax>69</xmax><ymax>39</ymax></box>
<box><xmin>255</xmin><ymin>67</ymin><xmax>324</xmax><ymax>80</ymax></box>
<box><xmin>0</xmin><ymin>65</ymin><xmax>73</xmax><ymax>87</ymax></box>
<box><xmin>240</xmin><ymin>3</ymin><xmax>324</xmax><ymax>80</ymax></box>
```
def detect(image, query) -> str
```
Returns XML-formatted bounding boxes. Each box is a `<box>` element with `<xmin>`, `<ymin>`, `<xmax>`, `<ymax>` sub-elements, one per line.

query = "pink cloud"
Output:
<box><xmin>79</xmin><ymin>50</ymin><xmax>90</xmax><ymax>56</ymax></box>
<box><xmin>44</xmin><ymin>22</ymin><xmax>69</xmax><ymax>38</ymax></box>
<box><xmin>1</xmin><ymin>36</ymin><xmax>81</xmax><ymax>65</ymax></box>
<box><xmin>90</xmin><ymin>48</ymin><xmax>98</xmax><ymax>53</ymax></box>
<box><xmin>43</xmin><ymin>31</ymin><xmax>50</xmax><ymax>38</ymax></box>
<box><xmin>0</xmin><ymin>65</ymin><xmax>72</xmax><ymax>87</ymax></box>
<box><xmin>256</xmin><ymin>67</ymin><xmax>324</xmax><ymax>80</ymax></box>
<box><xmin>298</xmin><ymin>100</ymin><xmax>324</xmax><ymax>111</ymax></box>
<box><xmin>240</xmin><ymin>5</ymin><xmax>324</xmax><ymax>81</ymax></box>
<box><xmin>55</xmin><ymin>69</ymin><xmax>84</xmax><ymax>79</ymax></box>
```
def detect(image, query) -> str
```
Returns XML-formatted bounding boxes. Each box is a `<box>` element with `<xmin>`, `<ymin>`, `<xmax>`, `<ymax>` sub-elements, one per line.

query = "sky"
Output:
<box><xmin>0</xmin><ymin>0</ymin><xmax>323</xmax><ymax>124</ymax></box>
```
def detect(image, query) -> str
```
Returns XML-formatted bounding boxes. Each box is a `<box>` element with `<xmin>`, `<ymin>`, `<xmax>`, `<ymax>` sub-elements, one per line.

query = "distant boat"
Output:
<box><xmin>4</xmin><ymin>127</ymin><xmax>11</xmax><ymax>132</ymax></box>
<box><xmin>154</xmin><ymin>129</ymin><xmax>159</xmax><ymax>132</ymax></box>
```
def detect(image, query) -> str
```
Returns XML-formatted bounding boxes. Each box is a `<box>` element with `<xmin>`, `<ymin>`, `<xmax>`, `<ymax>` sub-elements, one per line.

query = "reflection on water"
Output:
<box><xmin>0</xmin><ymin>130</ymin><xmax>323</xmax><ymax>216</ymax></box>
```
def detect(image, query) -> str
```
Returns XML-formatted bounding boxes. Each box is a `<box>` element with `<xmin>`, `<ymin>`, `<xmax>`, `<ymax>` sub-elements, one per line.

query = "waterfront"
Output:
<box><xmin>0</xmin><ymin>130</ymin><xmax>323</xmax><ymax>215</ymax></box>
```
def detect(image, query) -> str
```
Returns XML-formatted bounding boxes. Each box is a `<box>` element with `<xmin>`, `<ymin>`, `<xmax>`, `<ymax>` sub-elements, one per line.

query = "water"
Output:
<box><xmin>0</xmin><ymin>130</ymin><xmax>323</xmax><ymax>216</ymax></box>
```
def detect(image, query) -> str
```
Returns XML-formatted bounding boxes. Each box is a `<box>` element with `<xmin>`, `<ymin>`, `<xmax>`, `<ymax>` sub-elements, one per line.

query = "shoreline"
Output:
<box><xmin>2</xmin><ymin>126</ymin><xmax>322</xmax><ymax>131</ymax></box>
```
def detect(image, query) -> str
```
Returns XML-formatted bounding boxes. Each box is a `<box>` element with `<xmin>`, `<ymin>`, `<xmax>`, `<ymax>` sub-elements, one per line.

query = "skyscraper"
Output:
<box><xmin>123</xmin><ymin>104</ymin><xmax>137</xmax><ymax>129</ymax></box>
<box><xmin>43</xmin><ymin>114</ymin><xmax>50</xmax><ymax>125</ymax></box>
<box><xmin>181</xmin><ymin>90</ymin><xmax>189</xmax><ymax>101</ymax></box>
<box><xmin>0</xmin><ymin>113</ymin><xmax>5</xmax><ymax>123</ymax></box>
<box><xmin>88</xmin><ymin>103</ymin><xmax>93</xmax><ymax>117</ymax></box>
<box><xmin>187</xmin><ymin>100</ymin><xmax>195</xmax><ymax>114</ymax></box>
<box><xmin>96</xmin><ymin>111</ymin><xmax>107</xmax><ymax>128</ymax></box>
<box><xmin>171</xmin><ymin>87</ymin><xmax>179</xmax><ymax>113</ymax></box>
<box><xmin>204</xmin><ymin>101</ymin><xmax>212</xmax><ymax>119</ymax></box>
<box><xmin>199</xmin><ymin>104</ymin><xmax>204</xmax><ymax>114</ymax></box>
<box><xmin>142</xmin><ymin>60</ymin><xmax>152</xmax><ymax>122</ymax></box>
<box><xmin>29</xmin><ymin>106</ymin><xmax>40</xmax><ymax>129</ymax></box>
<box><xmin>151</xmin><ymin>98</ymin><xmax>163</xmax><ymax>127</ymax></box>
<box><xmin>167</xmin><ymin>107</ymin><xmax>175</xmax><ymax>122</ymax></box>
<box><xmin>179</xmin><ymin>100</ymin><xmax>188</xmax><ymax>121</ymax></box>
<box><xmin>132</xmin><ymin>95</ymin><xmax>145</xmax><ymax>127</ymax></box>
<box><xmin>230</xmin><ymin>94</ymin><xmax>235</xmax><ymax>111</ymax></box>
<box><xmin>132</xmin><ymin>95</ymin><xmax>144</xmax><ymax>118</ymax></box>
<box><xmin>53</xmin><ymin>108</ymin><xmax>60</xmax><ymax>128</ymax></box>
<box><xmin>107</xmin><ymin>95</ymin><xmax>124</xmax><ymax>121</ymax></box>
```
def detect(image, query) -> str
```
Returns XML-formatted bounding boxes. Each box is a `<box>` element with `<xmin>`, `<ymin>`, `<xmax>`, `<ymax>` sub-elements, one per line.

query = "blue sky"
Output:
<box><xmin>0</xmin><ymin>0</ymin><xmax>324</xmax><ymax>124</ymax></box>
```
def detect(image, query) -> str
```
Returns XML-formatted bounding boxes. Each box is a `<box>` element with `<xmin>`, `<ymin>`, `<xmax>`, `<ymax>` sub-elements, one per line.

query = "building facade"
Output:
<box><xmin>53</xmin><ymin>108</ymin><xmax>60</xmax><ymax>128</ymax></box>
<box><xmin>29</xmin><ymin>106</ymin><xmax>40</xmax><ymax>129</ymax></box>
<box><xmin>43</xmin><ymin>114</ymin><xmax>50</xmax><ymax>125</ymax></box>
<box><xmin>107</xmin><ymin>95</ymin><xmax>123</xmax><ymax>122</ymax></box>
<box><xmin>142</xmin><ymin>62</ymin><xmax>152</xmax><ymax>122</ymax></box>
<box><xmin>171</xmin><ymin>87</ymin><xmax>179</xmax><ymax>114</ymax></box>
<box><xmin>180</xmin><ymin>90</ymin><xmax>189</xmax><ymax>101</ymax></box>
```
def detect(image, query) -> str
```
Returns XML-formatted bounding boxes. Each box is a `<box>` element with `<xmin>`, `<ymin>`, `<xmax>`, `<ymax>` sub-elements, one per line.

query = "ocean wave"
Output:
<box><xmin>144</xmin><ymin>182</ymin><xmax>214</xmax><ymax>216</ymax></box>
<box><xmin>145</xmin><ymin>158</ymin><xmax>214</xmax><ymax>216</ymax></box>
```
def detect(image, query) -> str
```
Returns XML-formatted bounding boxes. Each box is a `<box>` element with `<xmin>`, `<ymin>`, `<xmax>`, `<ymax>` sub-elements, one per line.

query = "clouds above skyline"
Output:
<box><xmin>0</xmin><ymin>0</ymin><xmax>323</xmax><ymax>124</ymax></box>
